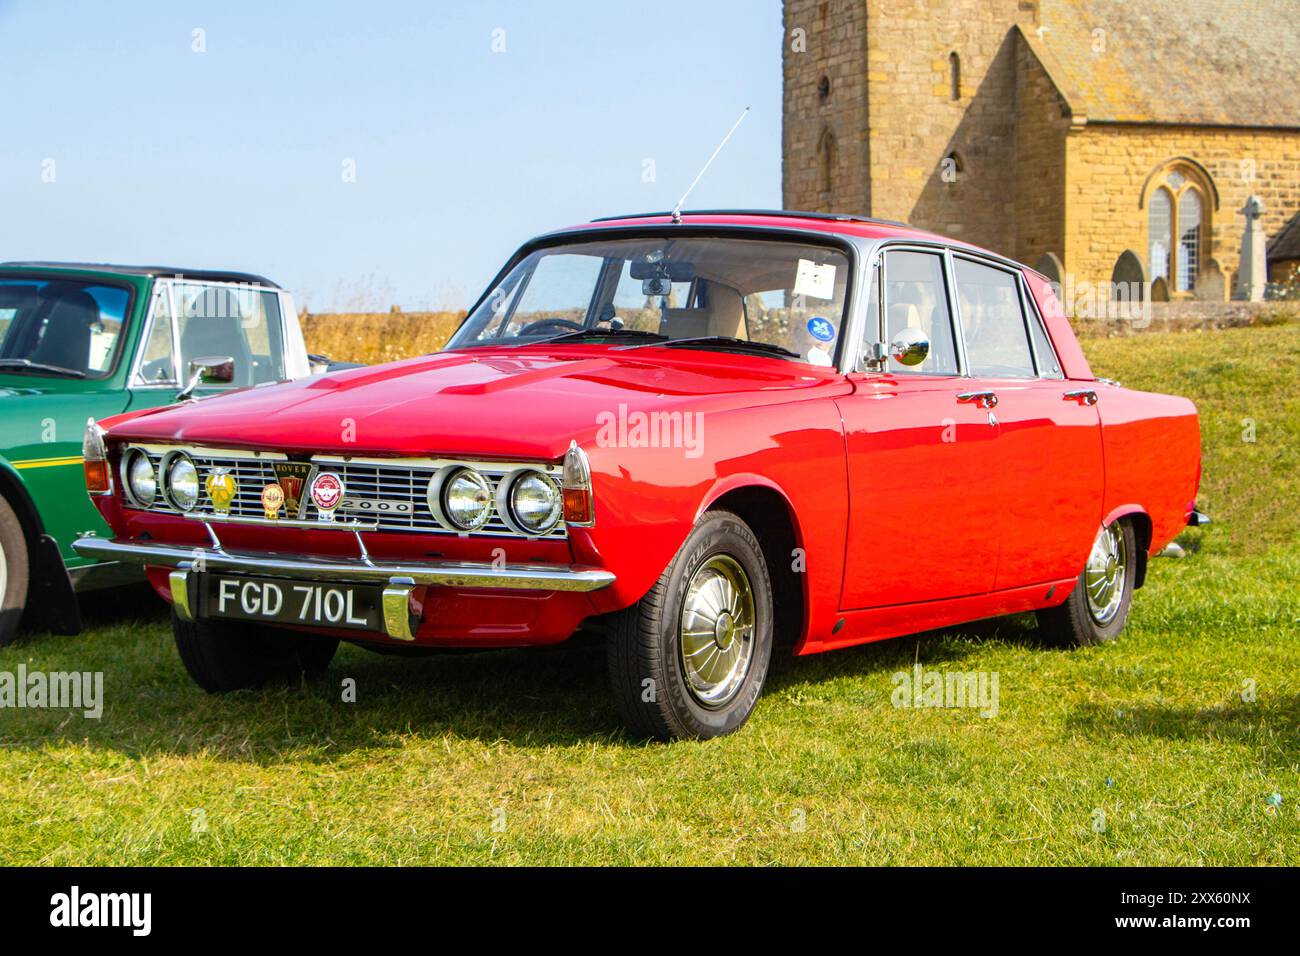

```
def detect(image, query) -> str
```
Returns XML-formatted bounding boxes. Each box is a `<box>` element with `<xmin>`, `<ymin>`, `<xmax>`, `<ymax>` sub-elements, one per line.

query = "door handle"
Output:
<box><xmin>1063</xmin><ymin>389</ymin><xmax>1098</xmax><ymax>406</ymax></box>
<box><xmin>957</xmin><ymin>390</ymin><xmax>998</xmax><ymax>409</ymax></box>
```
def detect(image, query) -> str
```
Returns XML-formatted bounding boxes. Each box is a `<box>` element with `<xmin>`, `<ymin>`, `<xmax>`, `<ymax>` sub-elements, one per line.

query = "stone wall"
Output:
<box><xmin>866</xmin><ymin>0</ymin><xmax>1034</xmax><ymax>254</ymax></box>
<box><xmin>1063</xmin><ymin>125</ymin><xmax>1300</xmax><ymax>290</ymax></box>
<box><xmin>1011</xmin><ymin>31</ymin><xmax>1070</xmax><ymax>267</ymax></box>
<box><xmin>1071</xmin><ymin>299</ymin><xmax>1297</xmax><ymax>338</ymax></box>
<box><xmin>782</xmin><ymin>0</ymin><xmax>870</xmax><ymax>214</ymax></box>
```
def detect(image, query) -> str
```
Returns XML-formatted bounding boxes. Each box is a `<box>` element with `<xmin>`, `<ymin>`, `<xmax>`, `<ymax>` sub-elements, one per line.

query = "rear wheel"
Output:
<box><xmin>0</xmin><ymin>496</ymin><xmax>30</xmax><ymax>648</ymax></box>
<box><xmin>1037</xmin><ymin>518</ymin><xmax>1137</xmax><ymax>646</ymax></box>
<box><xmin>606</xmin><ymin>510</ymin><xmax>774</xmax><ymax>740</ymax></box>
<box><xmin>171</xmin><ymin>610</ymin><xmax>339</xmax><ymax>692</ymax></box>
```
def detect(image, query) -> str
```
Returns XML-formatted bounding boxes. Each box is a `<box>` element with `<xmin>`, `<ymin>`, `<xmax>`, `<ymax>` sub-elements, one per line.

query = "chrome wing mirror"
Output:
<box><xmin>177</xmin><ymin>355</ymin><xmax>235</xmax><ymax>402</ymax></box>
<box><xmin>888</xmin><ymin>328</ymin><xmax>930</xmax><ymax>368</ymax></box>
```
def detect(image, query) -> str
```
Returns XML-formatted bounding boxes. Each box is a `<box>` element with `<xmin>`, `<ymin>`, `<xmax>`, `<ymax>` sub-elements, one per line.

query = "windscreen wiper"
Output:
<box><xmin>527</xmin><ymin>327</ymin><xmax>669</xmax><ymax>346</ymax></box>
<box><xmin>622</xmin><ymin>336</ymin><xmax>802</xmax><ymax>359</ymax></box>
<box><xmin>0</xmin><ymin>359</ymin><xmax>87</xmax><ymax>378</ymax></box>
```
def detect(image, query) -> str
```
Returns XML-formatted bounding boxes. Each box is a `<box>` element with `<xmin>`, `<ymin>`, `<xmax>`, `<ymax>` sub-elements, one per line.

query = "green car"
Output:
<box><xmin>0</xmin><ymin>262</ymin><xmax>317</xmax><ymax>644</ymax></box>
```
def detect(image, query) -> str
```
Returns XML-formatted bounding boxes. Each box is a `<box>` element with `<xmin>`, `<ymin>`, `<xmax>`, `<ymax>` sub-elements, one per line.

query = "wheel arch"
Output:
<box><xmin>1103</xmin><ymin>503</ymin><xmax>1153</xmax><ymax>589</ymax></box>
<box><xmin>698</xmin><ymin>477</ymin><xmax>806</xmax><ymax>650</ymax></box>
<box><xmin>0</xmin><ymin>459</ymin><xmax>44</xmax><ymax>545</ymax></box>
<box><xmin>0</xmin><ymin>457</ymin><xmax>79</xmax><ymax>629</ymax></box>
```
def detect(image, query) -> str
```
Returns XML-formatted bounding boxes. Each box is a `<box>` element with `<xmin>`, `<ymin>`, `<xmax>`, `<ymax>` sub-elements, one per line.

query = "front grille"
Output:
<box><xmin>131</xmin><ymin>447</ymin><xmax>567</xmax><ymax>539</ymax></box>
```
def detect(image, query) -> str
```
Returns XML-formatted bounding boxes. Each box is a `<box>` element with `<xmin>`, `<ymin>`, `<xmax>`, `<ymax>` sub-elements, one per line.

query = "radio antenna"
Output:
<box><xmin>671</xmin><ymin>106</ymin><xmax>750</xmax><ymax>224</ymax></box>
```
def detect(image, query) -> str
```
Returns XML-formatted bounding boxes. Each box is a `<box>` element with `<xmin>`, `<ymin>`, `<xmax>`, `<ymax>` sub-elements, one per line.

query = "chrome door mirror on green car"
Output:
<box><xmin>176</xmin><ymin>355</ymin><xmax>235</xmax><ymax>401</ymax></box>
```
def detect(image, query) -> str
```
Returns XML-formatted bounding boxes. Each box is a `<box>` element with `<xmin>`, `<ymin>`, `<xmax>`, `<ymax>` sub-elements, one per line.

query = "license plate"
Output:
<box><xmin>199</xmin><ymin>575</ymin><xmax>382</xmax><ymax>631</ymax></box>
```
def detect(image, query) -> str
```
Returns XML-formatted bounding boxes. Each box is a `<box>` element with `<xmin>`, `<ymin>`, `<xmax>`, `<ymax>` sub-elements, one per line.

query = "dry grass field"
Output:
<box><xmin>300</xmin><ymin>310</ymin><xmax>465</xmax><ymax>365</ymax></box>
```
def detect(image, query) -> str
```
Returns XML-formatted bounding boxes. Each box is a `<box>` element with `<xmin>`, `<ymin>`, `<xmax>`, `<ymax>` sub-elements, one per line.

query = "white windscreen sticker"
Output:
<box><xmin>794</xmin><ymin>259</ymin><xmax>836</xmax><ymax>300</ymax></box>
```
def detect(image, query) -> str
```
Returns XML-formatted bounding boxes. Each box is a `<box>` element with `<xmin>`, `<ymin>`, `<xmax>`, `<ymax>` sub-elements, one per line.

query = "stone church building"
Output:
<box><xmin>782</xmin><ymin>0</ymin><xmax>1300</xmax><ymax>301</ymax></box>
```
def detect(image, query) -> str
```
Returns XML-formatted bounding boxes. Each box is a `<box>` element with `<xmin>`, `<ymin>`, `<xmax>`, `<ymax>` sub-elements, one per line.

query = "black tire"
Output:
<box><xmin>0</xmin><ymin>496</ymin><xmax>30</xmax><ymax>648</ymax></box>
<box><xmin>606</xmin><ymin>509</ymin><xmax>774</xmax><ymax>740</ymax></box>
<box><xmin>1037</xmin><ymin>518</ymin><xmax>1138</xmax><ymax>646</ymax></box>
<box><xmin>171</xmin><ymin>609</ymin><xmax>339</xmax><ymax>692</ymax></box>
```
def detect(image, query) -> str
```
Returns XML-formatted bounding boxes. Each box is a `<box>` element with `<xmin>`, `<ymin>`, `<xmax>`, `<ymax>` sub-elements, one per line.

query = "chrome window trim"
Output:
<box><xmin>948</xmin><ymin>250</ymin><xmax>1038</xmax><ymax>381</ymax></box>
<box><xmin>1017</xmin><ymin>272</ymin><xmax>1064</xmax><ymax>378</ymax></box>
<box><xmin>854</xmin><ymin>241</ymin><xmax>965</xmax><ymax>377</ymax></box>
<box><xmin>852</xmin><ymin>237</ymin><xmax>1062</xmax><ymax>382</ymax></box>
<box><xmin>132</xmin><ymin>278</ymin><xmax>292</xmax><ymax>390</ymax></box>
<box><xmin>129</xmin><ymin>281</ymin><xmax>180</xmax><ymax>388</ymax></box>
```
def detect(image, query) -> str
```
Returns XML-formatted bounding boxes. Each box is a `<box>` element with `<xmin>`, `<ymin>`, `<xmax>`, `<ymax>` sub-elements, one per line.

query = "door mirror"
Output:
<box><xmin>888</xmin><ymin>327</ymin><xmax>930</xmax><ymax>367</ymax></box>
<box><xmin>177</xmin><ymin>355</ymin><xmax>234</xmax><ymax>401</ymax></box>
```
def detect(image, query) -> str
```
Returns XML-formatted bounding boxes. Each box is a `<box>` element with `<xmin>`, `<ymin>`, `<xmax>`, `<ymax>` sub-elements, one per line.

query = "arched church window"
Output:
<box><xmin>1177</xmin><ymin>189</ymin><xmax>1203</xmax><ymax>293</ymax></box>
<box><xmin>1144</xmin><ymin>161</ymin><xmax>1214</xmax><ymax>294</ymax></box>
<box><xmin>1148</xmin><ymin>189</ymin><xmax>1172</xmax><ymax>286</ymax></box>
<box><xmin>949</xmin><ymin>52</ymin><xmax>961</xmax><ymax>101</ymax></box>
<box><xmin>817</xmin><ymin>129</ymin><xmax>836</xmax><ymax>196</ymax></box>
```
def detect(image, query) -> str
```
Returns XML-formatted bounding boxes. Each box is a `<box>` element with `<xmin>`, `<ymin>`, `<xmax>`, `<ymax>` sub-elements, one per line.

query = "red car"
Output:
<box><xmin>75</xmin><ymin>211</ymin><xmax>1203</xmax><ymax>740</ymax></box>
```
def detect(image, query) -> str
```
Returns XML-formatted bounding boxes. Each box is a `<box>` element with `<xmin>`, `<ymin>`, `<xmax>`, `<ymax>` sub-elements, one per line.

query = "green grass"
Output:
<box><xmin>3</xmin><ymin>323</ymin><xmax>1299</xmax><ymax>865</ymax></box>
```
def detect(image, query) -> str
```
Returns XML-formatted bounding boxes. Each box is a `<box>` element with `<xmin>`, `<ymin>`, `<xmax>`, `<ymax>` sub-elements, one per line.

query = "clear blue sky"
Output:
<box><xmin>0</xmin><ymin>0</ymin><xmax>784</xmax><ymax>310</ymax></box>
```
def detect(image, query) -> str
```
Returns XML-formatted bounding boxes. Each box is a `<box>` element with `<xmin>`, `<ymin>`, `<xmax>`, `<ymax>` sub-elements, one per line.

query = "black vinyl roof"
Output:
<box><xmin>0</xmin><ymin>261</ymin><xmax>281</xmax><ymax>288</ymax></box>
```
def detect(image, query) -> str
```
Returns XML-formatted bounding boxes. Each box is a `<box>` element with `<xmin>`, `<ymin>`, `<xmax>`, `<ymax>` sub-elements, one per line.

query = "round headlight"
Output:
<box><xmin>165</xmin><ymin>453</ymin><xmax>200</xmax><ymax>511</ymax></box>
<box><xmin>124</xmin><ymin>450</ymin><xmax>157</xmax><ymax>506</ymax></box>
<box><xmin>509</xmin><ymin>471</ymin><xmax>561</xmax><ymax>535</ymax></box>
<box><xmin>441</xmin><ymin>468</ymin><xmax>492</xmax><ymax>531</ymax></box>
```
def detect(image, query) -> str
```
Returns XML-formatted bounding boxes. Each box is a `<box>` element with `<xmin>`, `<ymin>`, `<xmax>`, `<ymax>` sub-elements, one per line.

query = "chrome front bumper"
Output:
<box><xmin>71</xmin><ymin>534</ymin><xmax>615</xmax><ymax>641</ymax></box>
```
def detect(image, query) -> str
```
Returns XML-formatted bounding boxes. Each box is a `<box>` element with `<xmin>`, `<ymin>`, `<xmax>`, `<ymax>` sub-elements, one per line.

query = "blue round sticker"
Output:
<box><xmin>807</xmin><ymin>317</ymin><xmax>835</xmax><ymax>342</ymax></box>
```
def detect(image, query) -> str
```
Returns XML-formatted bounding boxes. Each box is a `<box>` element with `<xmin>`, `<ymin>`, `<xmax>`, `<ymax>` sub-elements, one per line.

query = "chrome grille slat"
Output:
<box><xmin>135</xmin><ymin>449</ymin><xmax>566</xmax><ymax>539</ymax></box>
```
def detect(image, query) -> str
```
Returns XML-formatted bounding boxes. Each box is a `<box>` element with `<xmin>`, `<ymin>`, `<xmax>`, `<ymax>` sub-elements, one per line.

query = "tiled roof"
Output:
<box><xmin>1025</xmin><ymin>0</ymin><xmax>1300</xmax><ymax>128</ymax></box>
<box><xmin>1269</xmin><ymin>211</ymin><xmax>1300</xmax><ymax>262</ymax></box>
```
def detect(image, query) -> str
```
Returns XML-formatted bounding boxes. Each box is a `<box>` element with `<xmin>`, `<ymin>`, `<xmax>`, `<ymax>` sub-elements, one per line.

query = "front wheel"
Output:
<box><xmin>1037</xmin><ymin>518</ymin><xmax>1138</xmax><ymax>646</ymax></box>
<box><xmin>606</xmin><ymin>509</ymin><xmax>774</xmax><ymax>740</ymax></box>
<box><xmin>172</xmin><ymin>610</ymin><xmax>339</xmax><ymax>692</ymax></box>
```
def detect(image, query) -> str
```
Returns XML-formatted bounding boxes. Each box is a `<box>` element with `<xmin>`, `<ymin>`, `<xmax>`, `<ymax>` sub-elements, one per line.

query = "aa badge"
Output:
<box><xmin>205</xmin><ymin>468</ymin><xmax>238</xmax><ymax>515</ymax></box>
<box><xmin>261</xmin><ymin>483</ymin><xmax>285</xmax><ymax>520</ymax></box>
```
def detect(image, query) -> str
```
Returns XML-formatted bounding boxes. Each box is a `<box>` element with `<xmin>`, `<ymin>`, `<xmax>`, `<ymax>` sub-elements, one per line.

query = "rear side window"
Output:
<box><xmin>882</xmin><ymin>250</ymin><xmax>959</xmax><ymax>375</ymax></box>
<box><xmin>1023</xmin><ymin>286</ymin><xmax>1064</xmax><ymax>379</ymax></box>
<box><xmin>953</xmin><ymin>259</ymin><xmax>1035</xmax><ymax>378</ymax></box>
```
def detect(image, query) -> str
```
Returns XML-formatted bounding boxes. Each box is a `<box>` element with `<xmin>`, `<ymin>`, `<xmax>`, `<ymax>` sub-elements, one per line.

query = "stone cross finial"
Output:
<box><xmin>1236</xmin><ymin>194</ymin><xmax>1267</xmax><ymax>301</ymax></box>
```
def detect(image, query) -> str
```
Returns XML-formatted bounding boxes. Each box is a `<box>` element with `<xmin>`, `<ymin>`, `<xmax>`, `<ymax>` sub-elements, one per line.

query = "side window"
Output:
<box><xmin>1024</xmin><ymin>289</ymin><xmax>1063</xmax><ymax>379</ymax></box>
<box><xmin>173</xmin><ymin>282</ymin><xmax>286</xmax><ymax>387</ymax></box>
<box><xmin>134</xmin><ymin>287</ymin><xmax>176</xmax><ymax>385</ymax></box>
<box><xmin>883</xmin><ymin>250</ymin><xmax>959</xmax><ymax>374</ymax></box>
<box><xmin>953</xmin><ymin>259</ymin><xmax>1035</xmax><ymax>378</ymax></box>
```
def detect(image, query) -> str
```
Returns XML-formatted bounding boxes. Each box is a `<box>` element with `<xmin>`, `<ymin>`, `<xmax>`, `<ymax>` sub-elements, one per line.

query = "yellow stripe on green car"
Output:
<box><xmin>12</xmin><ymin>456</ymin><xmax>84</xmax><ymax>470</ymax></box>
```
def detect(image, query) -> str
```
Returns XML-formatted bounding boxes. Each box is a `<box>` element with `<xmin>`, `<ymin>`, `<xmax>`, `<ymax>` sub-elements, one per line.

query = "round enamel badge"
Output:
<box><xmin>261</xmin><ymin>483</ymin><xmax>285</xmax><ymax>520</ymax></box>
<box><xmin>310</xmin><ymin>472</ymin><xmax>344</xmax><ymax>519</ymax></box>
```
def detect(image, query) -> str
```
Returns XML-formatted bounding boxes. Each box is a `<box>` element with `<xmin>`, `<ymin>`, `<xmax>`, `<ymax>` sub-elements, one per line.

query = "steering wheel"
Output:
<box><xmin>518</xmin><ymin>317</ymin><xmax>586</xmax><ymax>337</ymax></box>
